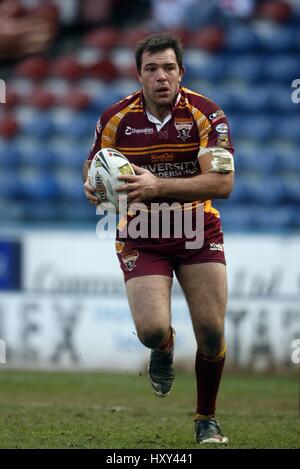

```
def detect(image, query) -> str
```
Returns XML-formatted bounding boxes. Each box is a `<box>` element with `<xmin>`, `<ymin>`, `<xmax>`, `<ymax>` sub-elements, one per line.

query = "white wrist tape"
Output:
<box><xmin>198</xmin><ymin>147</ymin><xmax>235</xmax><ymax>173</ymax></box>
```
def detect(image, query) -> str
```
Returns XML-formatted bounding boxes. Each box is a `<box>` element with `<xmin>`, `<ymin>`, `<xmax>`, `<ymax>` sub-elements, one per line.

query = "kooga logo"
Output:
<box><xmin>125</xmin><ymin>126</ymin><xmax>154</xmax><ymax>135</ymax></box>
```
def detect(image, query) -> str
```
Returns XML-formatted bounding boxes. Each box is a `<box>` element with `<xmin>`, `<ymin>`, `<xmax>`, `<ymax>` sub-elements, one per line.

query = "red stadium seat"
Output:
<box><xmin>187</xmin><ymin>27</ymin><xmax>224</xmax><ymax>52</ymax></box>
<box><xmin>84</xmin><ymin>27</ymin><xmax>119</xmax><ymax>50</ymax></box>
<box><xmin>82</xmin><ymin>0</ymin><xmax>112</xmax><ymax>25</ymax></box>
<box><xmin>118</xmin><ymin>63</ymin><xmax>138</xmax><ymax>80</ymax></box>
<box><xmin>0</xmin><ymin>116</ymin><xmax>19</xmax><ymax>138</ymax></box>
<box><xmin>50</xmin><ymin>57</ymin><xmax>83</xmax><ymax>81</ymax></box>
<box><xmin>15</xmin><ymin>57</ymin><xmax>50</xmax><ymax>80</ymax></box>
<box><xmin>167</xmin><ymin>27</ymin><xmax>190</xmax><ymax>47</ymax></box>
<box><xmin>59</xmin><ymin>90</ymin><xmax>90</xmax><ymax>110</ymax></box>
<box><xmin>25</xmin><ymin>88</ymin><xmax>56</xmax><ymax>110</ymax></box>
<box><xmin>118</xmin><ymin>26</ymin><xmax>153</xmax><ymax>48</ymax></box>
<box><xmin>84</xmin><ymin>57</ymin><xmax>119</xmax><ymax>81</ymax></box>
<box><xmin>5</xmin><ymin>89</ymin><xmax>19</xmax><ymax>109</ymax></box>
<box><xmin>258</xmin><ymin>1</ymin><xmax>292</xmax><ymax>22</ymax></box>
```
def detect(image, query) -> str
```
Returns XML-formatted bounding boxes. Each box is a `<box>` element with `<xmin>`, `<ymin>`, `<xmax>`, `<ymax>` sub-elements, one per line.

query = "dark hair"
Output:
<box><xmin>135</xmin><ymin>32</ymin><xmax>184</xmax><ymax>72</ymax></box>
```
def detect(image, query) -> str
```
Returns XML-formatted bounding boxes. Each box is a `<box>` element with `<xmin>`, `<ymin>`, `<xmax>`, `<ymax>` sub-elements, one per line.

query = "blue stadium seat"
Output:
<box><xmin>219</xmin><ymin>205</ymin><xmax>254</xmax><ymax>231</ymax></box>
<box><xmin>17</xmin><ymin>138</ymin><xmax>54</xmax><ymax>169</ymax></box>
<box><xmin>89</xmin><ymin>87</ymin><xmax>124</xmax><ymax>114</ymax></box>
<box><xmin>20</xmin><ymin>170</ymin><xmax>58</xmax><ymax>200</ymax></box>
<box><xmin>226</xmin><ymin>113</ymin><xmax>242</xmax><ymax>138</ymax></box>
<box><xmin>291</xmin><ymin>204</ymin><xmax>300</xmax><ymax>228</ymax></box>
<box><xmin>226</xmin><ymin>178</ymin><xmax>250</xmax><ymax>203</ymax></box>
<box><xmin>225</xmin><ymin>25</ymin><xmax>258</xmax><ymax>52</ymax></box>
<box><xmin>283</xmin><ymin>178</ymin><xmax>300</xmax><ymax>203</ymax></box>
<box><xmin>0</xmin><ymin>171</ymin><xmax>20</xmax><ymax>198</ymax></box>
<box><xmin>59</xmin><ymin>201</ymin><xmax>95</xmax><ymax>222</ymax></box>
<box><xmin>267</xmin><ymin>85</ymin><xmax>298</xmax><ymax>114</ymax></box>
<box><xmin>0</xmin><ymin>140</ymin><xmax>20</xmax><ymax>168</ymax></box>
<box><xmin>19</xmin><ymin>110</ymin><xmax>54</xmax><ymax>138</ymax></box>
<box><xmin>275</xmin><ymin>146</ymin><xmax>300</xmax><ymax>172</ymax></box>
<box><xmin>23</xmin><ymin>201</ymin><xmax>59</xmax><ymax>221</ymax></box>
<box><xmin>51</xmin><ymin>138</ymin><xmax>89</xmax><ymax>169</ymax></box>
<box><xmin>264</xmin><ymin>56</ymin><xmax>299</xmax><ymax>83</ymax></box>
<box><xmin>55</xmin><ymin>170</ymin><xmax>86</xmax><ymax>202</ymax></box>
<box><xmin>255</xmin><ymin>25</ymin><xmax>294</xmax><ymax>51</ymax></box>
<box><xmin>184</xmin><ymin>51</ymin><xmax>224</xmax><ymax>81</ymax></box>
<box><xmin>243</xmin><ymin>177</ymin><xmax>285</xmax><ymax>205</ymax></box>
<box><xmin>227</xmin><ymin>56</ymin><xmax>263</xmax><ymax>84</ymax></box>
<box><xmin>111</xmin><ymin>79</ymin><xmax>140</xmax><ymax>100</ymax></box>
<box><xmin>254</xmin><ymin>206</ymin><xmax>295</xmax><ymax>230</ymax></box>
<box><xmin>51</xmin><ymin>109</ymin><xmax>95</xmax><ymax>139</ymax></box>
<box><xmin>206</xmin><ymin>89</ymin><xmax>232</xmax><ymax>111</ymax></box>
<box><xmin>275</xmin><ymin>116</ymin><xmax>300</xmax><ymax>142</ymax></box>
<box><xmin>238</xmin><ymin>116</ymin><xmax>273</xmax><ymax>141</ymax></box>
<box><xmin>231</xmin><ymin>86</ymin><xmax>269</xmax><ymax>113</ymax></box>
<box><xmin>237</xmin><ymin>145</ymin><xmax>278</xmax><ymax>175</ymax></box>
<box><xmin>0</xmin><ymin>199</ymin><xmax>24</xmax><ymax>222</ymax></box>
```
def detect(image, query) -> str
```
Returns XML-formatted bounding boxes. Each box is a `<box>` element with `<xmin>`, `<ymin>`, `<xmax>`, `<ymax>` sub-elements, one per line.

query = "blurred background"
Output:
<box><xmin>0</xmin><ymin>0</ymin><xmax>299</xmax><ymax>373</ymax></box>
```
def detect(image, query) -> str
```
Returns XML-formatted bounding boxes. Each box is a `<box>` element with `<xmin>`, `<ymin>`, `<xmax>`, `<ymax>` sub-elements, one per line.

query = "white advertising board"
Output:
<box><xmin>0</xmin><ymin>231</ymin><xmax>299</xmax><ymax>370</ymax></box>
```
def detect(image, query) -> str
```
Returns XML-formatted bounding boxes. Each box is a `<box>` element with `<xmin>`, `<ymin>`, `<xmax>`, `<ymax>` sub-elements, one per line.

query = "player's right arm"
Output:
<box><xmin>83</xmin><ymin>106</ymin><xmax>119</xmax><ymax>204</ymax></box>
<box><xmin>83</xmin><ymin>159</ymin><xmax>99</xmax><ymax>205</ymax></box>
<box><xmin>83</xmin><ymin>115</ymin><xmax>106</xmax><ymax>205</ymax></box>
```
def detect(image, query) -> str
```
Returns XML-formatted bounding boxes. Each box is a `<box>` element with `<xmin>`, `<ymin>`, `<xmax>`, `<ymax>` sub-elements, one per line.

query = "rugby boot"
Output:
<box><xmin>148</xmin><ymin>328</ymin><xmax>175</xmax><ymax>397</ymax></box>
<box><xmin>195</xmin><ymin>417</ymin><xmax>228</xmax><ymax>444</ymax></box>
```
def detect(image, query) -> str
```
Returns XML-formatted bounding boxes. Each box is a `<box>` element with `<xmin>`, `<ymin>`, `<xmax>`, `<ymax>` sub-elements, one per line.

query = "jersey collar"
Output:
<box><xmin>141</xmin><ymin>90</ymin><xmax>182</xmax><ymax>130</ymax></box>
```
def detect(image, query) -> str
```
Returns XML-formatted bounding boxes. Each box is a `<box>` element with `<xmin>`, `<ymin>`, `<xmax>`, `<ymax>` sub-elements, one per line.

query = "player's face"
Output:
<box><xmin>138</xmin><ymin>48</ymin><xmax>184</xmax><ymax>117</ymax></box>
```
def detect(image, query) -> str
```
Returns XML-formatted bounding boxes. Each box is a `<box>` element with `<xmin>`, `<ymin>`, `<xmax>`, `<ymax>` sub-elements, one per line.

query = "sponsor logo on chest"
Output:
<box><xmin>151</xmin><ymin>153</ymin><xmax>174</xmax><ymax>162</ymax></box>
<box><xmin>125</xmin><ymin>126</ymin><xmax>154</xmax><ymax>136</ymax></box>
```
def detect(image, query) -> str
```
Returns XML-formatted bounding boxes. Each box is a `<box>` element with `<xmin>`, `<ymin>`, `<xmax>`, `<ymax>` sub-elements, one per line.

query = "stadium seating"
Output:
<box><xmin>1</xmin><ymin>13</ymin><xmax>299</xmax><ymax>231</ymax></box>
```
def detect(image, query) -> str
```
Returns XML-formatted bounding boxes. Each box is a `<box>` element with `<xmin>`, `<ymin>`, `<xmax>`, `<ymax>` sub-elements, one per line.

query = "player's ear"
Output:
<box><xmin>137</xmin><ymin>70</ymin><xmax>142</xmax><ymax>84</ymax></box>
<box><xmin>179</xmin><ymin>66</ymin><xmax>185</xmax><ymax>82</ymax></box>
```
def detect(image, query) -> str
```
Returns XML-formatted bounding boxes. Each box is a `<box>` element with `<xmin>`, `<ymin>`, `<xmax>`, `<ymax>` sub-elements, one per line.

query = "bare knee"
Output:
<box><xmin>197</xmin><ymin>322</ymin><xmax>224</xmax><ymax>357</ymax></box>
<box><xmin>137</xmin><ymin>327</ymin><xmax>168</xmax><ymax>349</ymax></box>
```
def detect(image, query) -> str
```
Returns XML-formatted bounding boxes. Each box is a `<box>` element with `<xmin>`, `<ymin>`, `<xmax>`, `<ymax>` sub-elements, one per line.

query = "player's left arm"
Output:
<box><xmin>117</xmin><ymin>163</ymin><xmax>233</xmax><ymax>202</ymax></box>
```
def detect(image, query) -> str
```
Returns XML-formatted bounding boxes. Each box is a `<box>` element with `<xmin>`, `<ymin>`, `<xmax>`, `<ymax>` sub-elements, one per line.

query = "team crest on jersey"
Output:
<box><xmin>122</xmin><ymin>250</ymin><xmax>139</xmax><ymax>271</ymax></box>
<box><xmin>174</xmin><ymin>118</ymin><xmax>193</xmax><ymax>141</ymax></box>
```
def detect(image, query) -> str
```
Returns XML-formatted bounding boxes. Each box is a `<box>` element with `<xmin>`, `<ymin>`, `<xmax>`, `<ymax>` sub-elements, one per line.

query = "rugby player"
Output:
<box><xmin>83</xmin><ymin>33</ymin><xmax>234</xmax><ymax>444</ymax></box>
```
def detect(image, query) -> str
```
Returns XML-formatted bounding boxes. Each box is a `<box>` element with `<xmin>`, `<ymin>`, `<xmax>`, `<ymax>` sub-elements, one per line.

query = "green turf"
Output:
<box><xmin>0</xmin><ymin>370</ymin><xmax>299</xmax><ymax>448</ymax></box>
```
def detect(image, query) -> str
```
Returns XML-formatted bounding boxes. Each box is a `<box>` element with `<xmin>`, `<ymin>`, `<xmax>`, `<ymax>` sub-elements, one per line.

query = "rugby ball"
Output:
<box><xmin>89</xmin><ymin>148</ymin><xmax>135</xmax><ymax>210</ymax></box>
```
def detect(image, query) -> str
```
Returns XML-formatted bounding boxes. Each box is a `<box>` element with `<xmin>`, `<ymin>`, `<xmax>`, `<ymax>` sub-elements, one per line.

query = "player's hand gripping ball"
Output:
<box><xmin>89</xmin><ymin>148</ymin><xmax>135</xmax><ymax>210</ymax></box>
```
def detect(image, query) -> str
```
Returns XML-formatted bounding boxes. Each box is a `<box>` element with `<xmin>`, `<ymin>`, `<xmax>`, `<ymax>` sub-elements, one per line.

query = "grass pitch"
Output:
<box><xmin>0</xmin><ymin>370</ymin><xmax>299</xmax><ymax>449</ymax></box>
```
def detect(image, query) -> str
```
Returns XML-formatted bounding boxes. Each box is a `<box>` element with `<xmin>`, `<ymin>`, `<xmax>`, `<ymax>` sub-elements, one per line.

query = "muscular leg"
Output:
<box><xmin>176</xmin><ymin>262</ymin><xmax>227</xmax><ymax>427</ymax></box>
<box><xmin>126</xmin><ymin>274</ymin><xmax>175</xmax><ymax>397</ymax></box>
<box><xmin>125</xmin><ymin>275</ymin><xmax>173</xmax><ymax>349</ymax></box>
<box><xmin>175</xmin><ymin>262</ymin><xmax>227</xmax><ymax>357</ymax></box>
